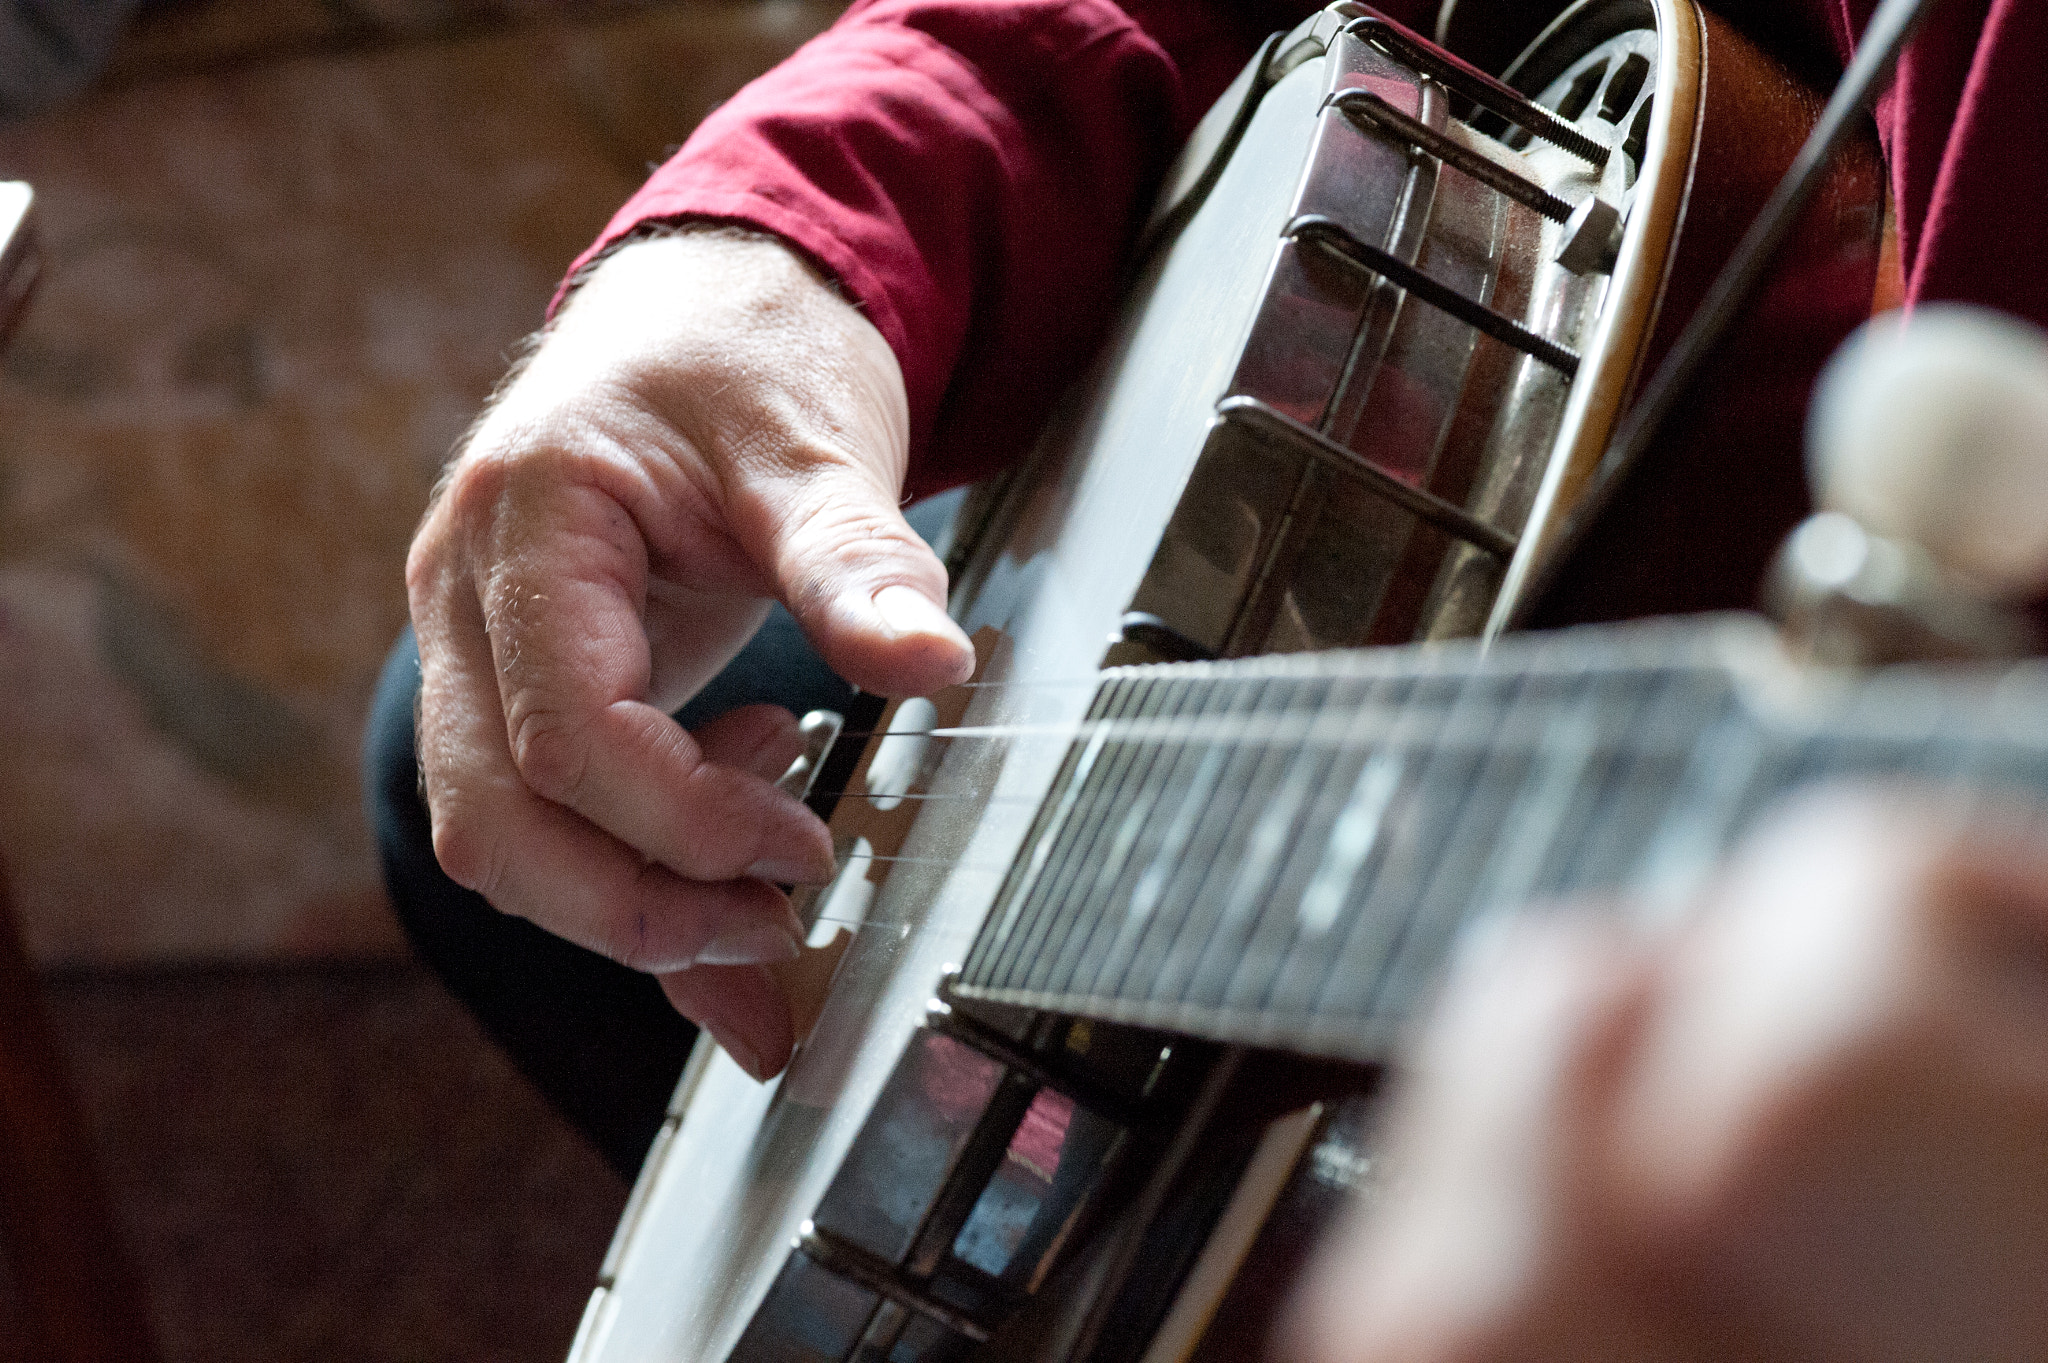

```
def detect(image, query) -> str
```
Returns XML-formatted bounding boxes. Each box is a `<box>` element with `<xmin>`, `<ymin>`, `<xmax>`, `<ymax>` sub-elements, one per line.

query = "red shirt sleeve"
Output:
<box><xmin>1715</xmin><ymin>0</ymin><xmax>2047</xmax><ymax>328</ymax></box>
<box><xmin>565</xmin><ymin>0</ymin><xmax>2048</xmax><ymax>496</ymax></box>
<box><xmin>560</xmin><ymin>0</ymin><xmax>1410</xmax><ymax>496</ymax></box>
<box><xmin>1872</xmin><ymin>0</ymin><xmax>2048</xmax><ymax>327</ymax></box>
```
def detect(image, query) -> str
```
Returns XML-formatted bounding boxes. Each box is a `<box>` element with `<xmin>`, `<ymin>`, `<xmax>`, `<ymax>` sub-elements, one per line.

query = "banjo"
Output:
<box><xmin>567</xmin><ymin>2</ymin><xmax>1910</xmax><ymax>1359</ymax></box>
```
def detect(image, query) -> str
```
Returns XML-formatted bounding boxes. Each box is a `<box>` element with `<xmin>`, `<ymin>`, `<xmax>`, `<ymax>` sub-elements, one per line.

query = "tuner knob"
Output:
<box><xmin>1808</xmin><ymin>303</ymin><xmax>2048</xmax><ymax>598</ymax></box>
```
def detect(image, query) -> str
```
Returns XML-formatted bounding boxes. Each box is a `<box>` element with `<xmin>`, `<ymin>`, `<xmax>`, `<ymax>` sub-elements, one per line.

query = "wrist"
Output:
<box><xmin>562</xmin><ymin>218</ymin><xmax>833</xmax><ymax>304</ymax></box>
<box><xmin>525</xmin><ymin>225</ymin><xmax>913</xmax><ymax>504</ymax></box>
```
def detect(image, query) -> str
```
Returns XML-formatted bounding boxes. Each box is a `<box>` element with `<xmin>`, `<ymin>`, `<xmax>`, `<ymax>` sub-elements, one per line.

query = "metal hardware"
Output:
<box><xmin>905</xmin><ymin>1068</ymin><xmax>1043</xmax><ymax>1280</ymax></box>
<box><xmin>1343</xmin><ymin>16</ymin><xmax>1610</xmax><ymax>167</ymax></box>
<box><xmin>1767</xmin><ymin>512</ymin><xmax>2041</xmax><ymax>666</ymax></box>
<box><xmin>1327</xmin><ymin>88</ymin><xmax>1572</xmax><ymax>223</ymax></box>
<box><xmin>1268</xmin><ymin>6</ymin><xmax>1348</xmax><ymax>81</ymax></box>
<box><xmin>929</xmin><ymin>990</ymin><xmax>1153</xmax><ymax>1130</ymax></box>
<box><xmin>1215</xmin><ymin>396</ymin><xmax>1518</xmax><ymax>558</ymax></box>
<box><xmin>775</xmin><ymin>709</ymin><xmax>845</xmax><ymax>800</ymax></box>
<box><xmin>1287</xmin><ymin>213</ymin><xmax>1581</xmax><ymax>376</ymax></box>
<box><xmin>797</xmin><ymin>1222</ymin><xmax>996</xmax><ymax>1344</ymax></box>
<box><xmin>1554</xmin><ymin>195</ymin><xmax>1623</xmax><ymax>274</ymax></box>
<box><xmin>1520</xmin><ymin>0</ymin><xmax>1938</xmax><ymax>619</ymax></box>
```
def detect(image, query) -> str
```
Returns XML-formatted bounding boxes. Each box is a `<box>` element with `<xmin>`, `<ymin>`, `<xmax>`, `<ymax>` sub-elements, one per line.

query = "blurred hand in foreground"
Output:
<box><xmin>407</xmin><ymin>229</ymin><xmax>974</xmax><ymax>1080</ymax></box>
<box><xmin>1290</xmin><ymin>785</ymin><xmax>2048</xmax><ymax>1363</ymax></box>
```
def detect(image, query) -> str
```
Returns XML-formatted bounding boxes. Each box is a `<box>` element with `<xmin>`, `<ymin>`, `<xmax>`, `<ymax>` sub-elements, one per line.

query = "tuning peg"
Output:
<box><xmin>1808</xmin><ymin>303</ymin><xmax>2048</xmax><ymax>596</ymax></box>
<box><xmin>1771</xmin><ymin>305</ymin><xmax>2048</xmax><ymax>664</ymax></box>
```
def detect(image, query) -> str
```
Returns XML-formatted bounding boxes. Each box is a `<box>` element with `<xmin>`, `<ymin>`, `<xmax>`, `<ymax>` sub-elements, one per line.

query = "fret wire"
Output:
<box><xmin>1140</xmin><ymin>675</ymin><xmax>1317</xmax><ymax>1004</ymax></box>
<box><xmin>1093</xmin><ymin>675</ymin><xmax>1271</xmax><ymax>1008</ymax></box>
<box><xmin>1179</xmin><ymin>674</ymin><xmax>1352</xmax><ymax>1009</ymax></box>
<box><xmin>1251</xmin><ymin>668</ymin><xmax>1430</xmax><ymax>1019</ymax></box>
<box><xmin>985</xmin><ymin>671</ymin><xmax>1126</xmax><ymax>991</ymax></box>
<box><xmin>1154</xmin><ymin>675</ymin><xmax>1340</xmax><ymax>1009</ymax></box>
<box><xmin>1123</xmin><ymin>674</ymin><xmax>1290</xmax><ymax>1006</ymax></box>
<box><xmin>1521</xmin><ymin>664</ymin><xmax>1671</xmax><ymax>898</ymax></box>
<box><xmin>1349</xmin><ymin>659</ymin><xmax>1535</xmax><ymax>1020</ymax></box>
<box><xmin>1067</xmin><ymin>672</ymin><xmax>1238</xmax><ymax>1005</ymax></box>
<box><xmin>965</xmin><ymin>677</ymin><xmax>1125</xmax><ymax>982</ymax></box>
<box><xmin>1569</xmin><ymin>630</ymin><xmax>1748</xmax><ymax>908</ymax></box>
<box><xmin>1007</xmin><ymin>669</ymin><xmax>1219</xmax><ymax>999</ymax></box>
<box><xmin>1332</xmin><ymin>656</ymin><xmax>1549</xmax><ymax>1026</ymax></box>
<box><xmin>1470</xmin><ymin>674</ymin><xmax>1610</xmax><ymax>902</ymax></box>
<box><xmin>1264</xmin><ymin>660</ymin><xmax>1470</xmax><ymax>1019</ymax></box>
<box><xmin>1375</xmin><ymin>659</ymin><xmax>1658</xmax><ymax>1027</ymax></box>
<box><xmin>1034</xmin><ymin>672</ymin><xmax>1196</xmax><ymax>1002</ymax></box>
<box><xmin>1625</xmin><ymin>690</ymin><xmax>1770</xmax><ymax>917</ymax></box>
<box><xmin>1550</xmin><ymin>665</ymin><xmax>1708</xmax><ymax>896</ymax></box>
<box><xmin>1201</xmin><ymin>672</ymin><xmax>1376</xmax><ymax>1013</ymax></box>
<box><xmin>1219</xmin><ymin>670</ymin><xmax>1395</xmax><ymax>1016</ymax></box>
<box><xmin>980</xmin><ymin>673</ymin><xmax>1133</xmax><ymax>989</ymax></box>
<box><xmin>1007</xmin><ymin>674</ymin><xmax>1155</xmax><ymax>997</ymax></box>
<box><xmin>1542</xmin><ymin>672</ymin><xmax>1661</xmax><ymax>893</ymax></box>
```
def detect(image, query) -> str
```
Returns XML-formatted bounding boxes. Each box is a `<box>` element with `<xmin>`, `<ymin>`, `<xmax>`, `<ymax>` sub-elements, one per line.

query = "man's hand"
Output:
<box><xmin>1289</xmin><ymin>786</ymin><xmax>2048</xmax><ymax>1362</ymax></box>
<box><xmin>407</xmin><ymin>230</ymin><xmax>974</xmax><ymax>1080</ymax></box>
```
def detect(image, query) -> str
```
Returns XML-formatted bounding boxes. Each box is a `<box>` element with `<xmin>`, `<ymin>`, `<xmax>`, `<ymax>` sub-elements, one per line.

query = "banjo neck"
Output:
<box><xmin>954</xmin><ymin>615</ymin><xmax>2048</xmax><ymax>1056</ymax></box>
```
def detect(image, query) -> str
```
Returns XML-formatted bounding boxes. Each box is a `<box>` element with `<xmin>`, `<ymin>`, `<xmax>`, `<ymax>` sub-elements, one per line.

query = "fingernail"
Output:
<box><xmin>697</xmin><ymin>920</ymin><xmax>802</xmax><ymax>966</ymax></box>
<box><xmin>705</xmin><ymin>1024</ymin><xmax>766</xmax><ymax>1082</ymax></box>
<box><xmin>747</xmin><ymin>852</ymin><xmax>834</xmax><ymax>885</ymax></box>
<box><xmin>872</xmin><ymin>585</ymin><xmax>963</xmax><ymax>644</ymax></box>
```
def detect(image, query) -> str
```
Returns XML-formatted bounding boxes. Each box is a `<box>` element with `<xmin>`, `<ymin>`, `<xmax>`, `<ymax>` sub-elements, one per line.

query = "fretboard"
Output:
<box><xmin>952</xmin><ymin>615</ymin><xmax>2048</xmax><ymax>1059</ymax></box>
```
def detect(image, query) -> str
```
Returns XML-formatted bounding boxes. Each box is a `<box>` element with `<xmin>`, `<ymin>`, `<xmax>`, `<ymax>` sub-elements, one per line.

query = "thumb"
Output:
<box><xmin>755</xmin><ymin>463</ymin><xmax>976</xmax><ymax>697</ymax></box>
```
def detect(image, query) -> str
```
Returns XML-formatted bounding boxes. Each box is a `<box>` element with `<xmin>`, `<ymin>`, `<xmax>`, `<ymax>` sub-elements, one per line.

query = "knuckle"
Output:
<box><xmin>595</xmin><ymin>867</ymin><xmax>689</xmax><ymax>974</ymax></box>
<box><xmin>675</xmin><ymin>769</ymin><xmax>769</xmax><ymax>880</ymax></box>
<box><xmin>429</xmin><ymin>816</ymin><xmax>497</xmax><ymax>897</ymax></box>
<box><xmin>509</xmin><ymin>708</ymin><xmax>591</xmax><ymax>805</ymax></box>
<box><xmin>435</xmin><ymin>442</ymin><xmax>518</xmax><ymax>527</ymax></box>
<box><xmin>596</xmin><ymin>901</ymin><xmax>654</xmax><ymax>973</ymax></box>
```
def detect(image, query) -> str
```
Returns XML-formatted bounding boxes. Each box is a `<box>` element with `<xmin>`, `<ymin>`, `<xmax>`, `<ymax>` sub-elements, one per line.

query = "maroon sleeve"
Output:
<box><xmin>1758</xmin><ymin>0</ymin><xmax>2048</xmax><ymax>329</ymax></box>
<box><xmin>559</xmin><ymin>0</ymin><xmax>1441</xmax><ymax>496</ymax></box>
<box><xmin>1871</xmin><ymin>0</ymin><xmax>2048</xmax><ymax>328</ymax></box>
<box><xmin>566</xmin><ymin>0</ymin><xmax>2048</xmax><ymax>498</ymax></box>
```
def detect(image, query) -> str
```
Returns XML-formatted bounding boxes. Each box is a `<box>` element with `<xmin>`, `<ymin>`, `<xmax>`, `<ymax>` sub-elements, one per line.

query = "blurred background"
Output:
<box><xmin>0</xmin><ymin>0</ymin><xmax>842</xmax><ymax>1356</ymax></box>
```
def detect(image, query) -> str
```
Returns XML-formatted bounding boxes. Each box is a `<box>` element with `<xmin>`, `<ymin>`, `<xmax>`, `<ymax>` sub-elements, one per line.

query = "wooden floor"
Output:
<box><xmin>9</xmin><ymin>963</ymin><xmax>630</xmax><ymax>1363</ymax></box>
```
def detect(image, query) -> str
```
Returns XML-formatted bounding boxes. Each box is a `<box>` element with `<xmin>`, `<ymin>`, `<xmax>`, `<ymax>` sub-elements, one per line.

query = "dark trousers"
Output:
<box><xmin>363</xmin><ymin>496</ymin><xmax>956</xmax><ymax>1179</ymax></box>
